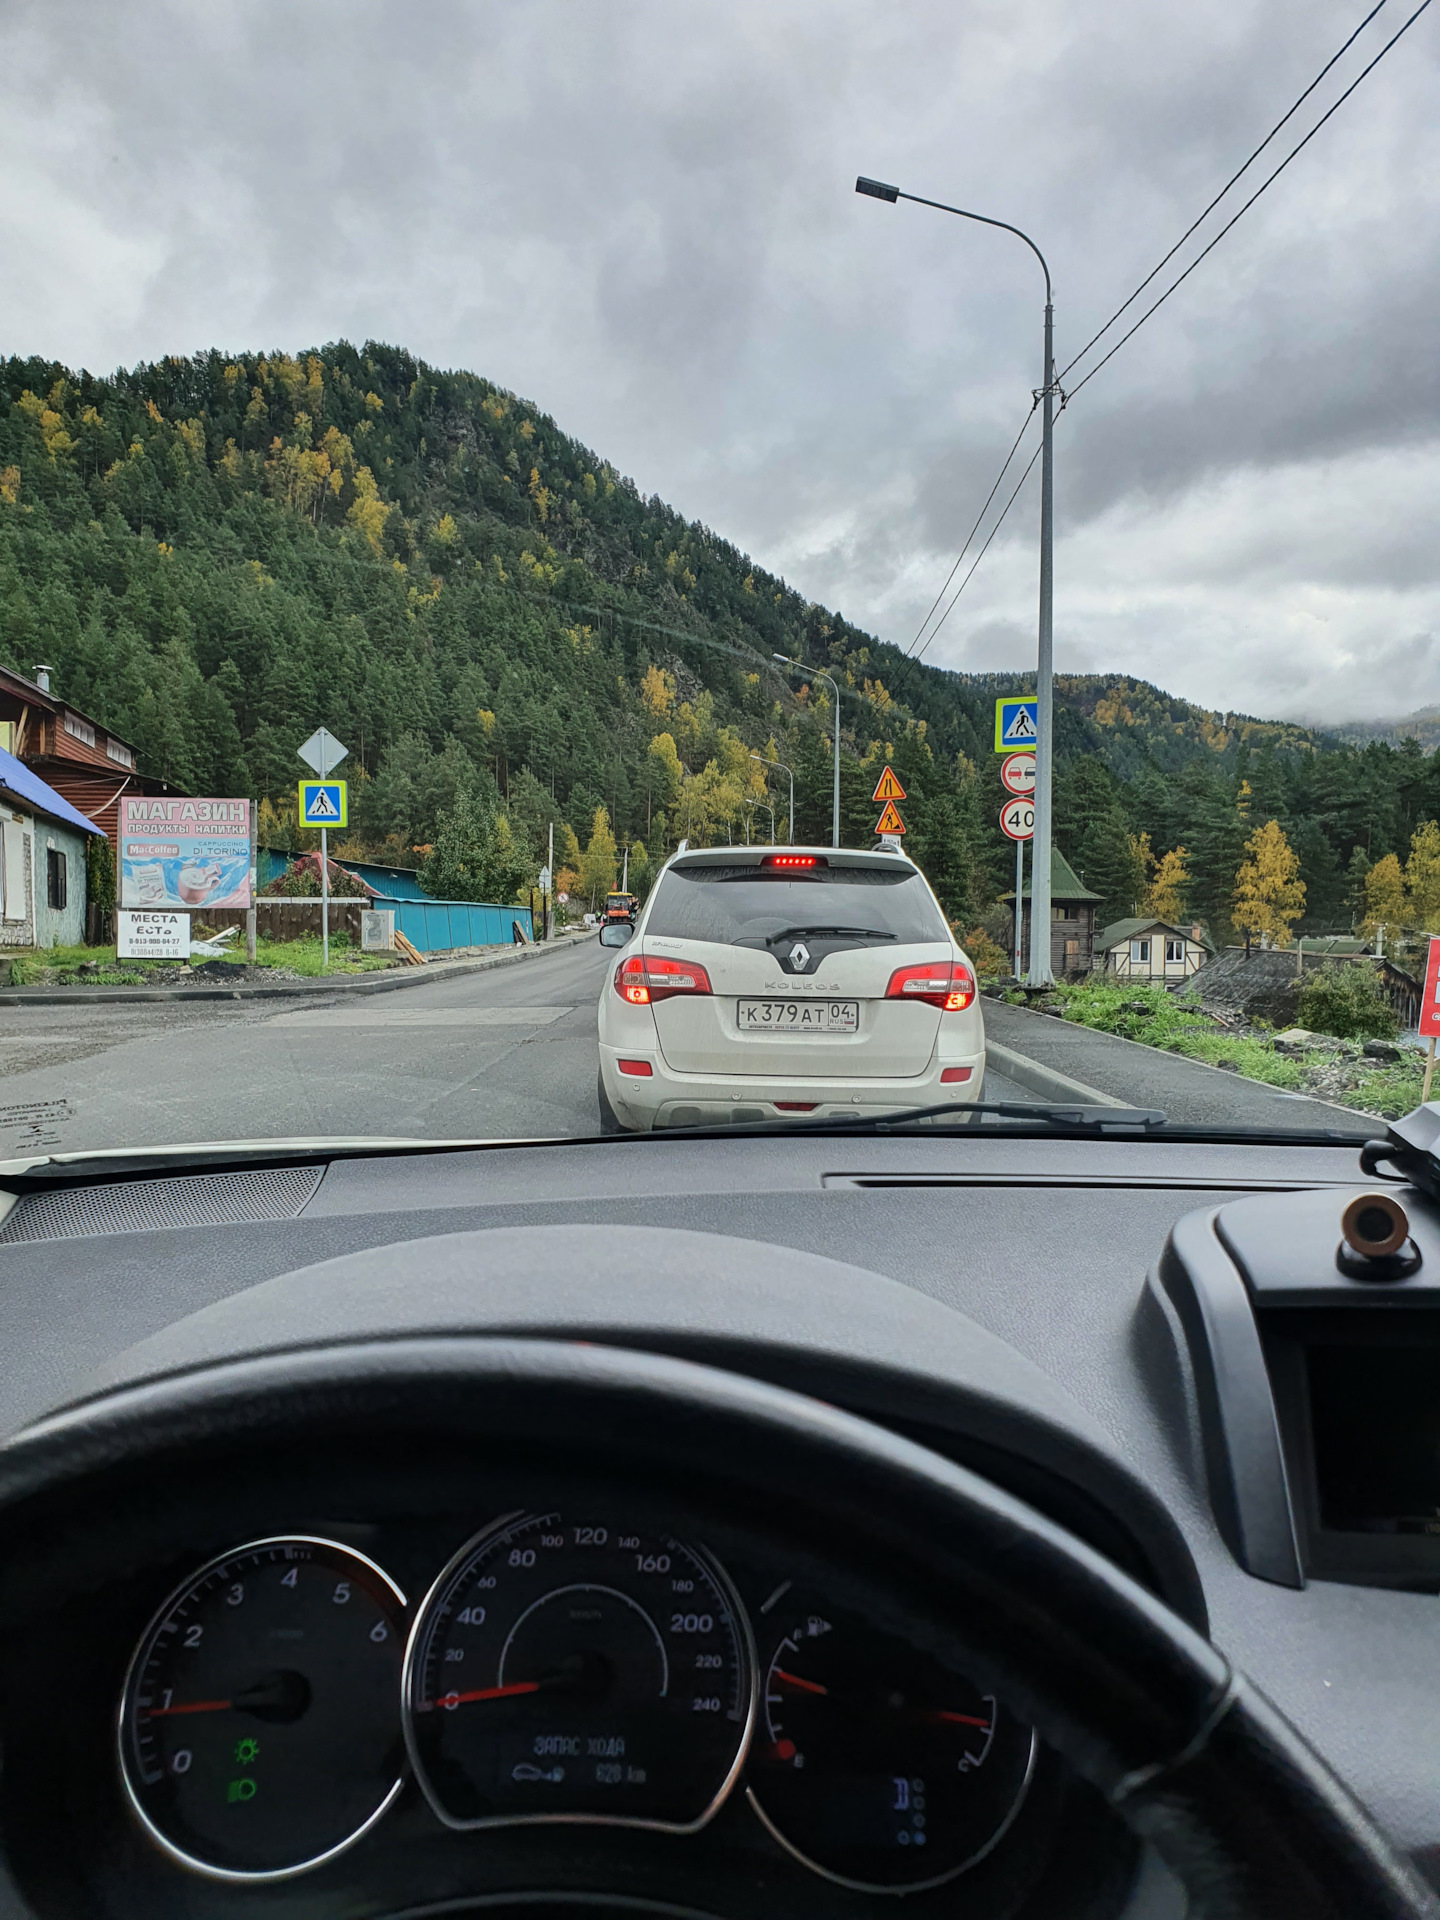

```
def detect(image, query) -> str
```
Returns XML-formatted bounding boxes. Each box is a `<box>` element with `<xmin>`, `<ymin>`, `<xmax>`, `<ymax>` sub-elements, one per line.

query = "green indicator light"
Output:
<box><xmin>232</xmin><ymin>1738</ymin><xmax>260</xmax><ymax>1765</ymax></box>
<box><xmin>226</xmin><ymin>1777</ymin><xmax>257</xmax><ymax>1803</ymax></box>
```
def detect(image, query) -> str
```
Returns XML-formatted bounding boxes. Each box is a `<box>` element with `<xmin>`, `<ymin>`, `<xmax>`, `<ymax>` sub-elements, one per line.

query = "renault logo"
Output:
<box><xmin>788</xmin><ymin>942</ymin><xmax>810</xmax><ymax>972</ymax></box>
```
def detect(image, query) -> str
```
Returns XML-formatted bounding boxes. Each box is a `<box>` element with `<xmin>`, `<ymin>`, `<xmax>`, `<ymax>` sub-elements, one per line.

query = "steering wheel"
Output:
<box><xmin>0</xmin><ymin>1337</ymin><xmax>1433</xmax><ymax>1920</ymax></box>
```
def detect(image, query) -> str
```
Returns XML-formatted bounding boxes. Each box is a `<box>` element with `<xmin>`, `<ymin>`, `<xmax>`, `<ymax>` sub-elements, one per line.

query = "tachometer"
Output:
<box><xmin>118</xmin><ymin>1536</ymin><xmax>407</xmax><ymax>1881</ymax></box>
<box><xmin>747</xmin><ymin>1587</ymin><xmax>1034</xmax><ymax>1891</ymax></box>
<box><xmin>404</xmin><ymin>1512</ymin><xmax>754</xmax><ymax>1830</ymax></box>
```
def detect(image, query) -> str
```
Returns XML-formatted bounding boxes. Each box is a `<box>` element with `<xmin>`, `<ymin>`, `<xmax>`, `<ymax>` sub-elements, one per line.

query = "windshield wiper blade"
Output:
<box><xmin>764</xmin><ymin>925</ymin><xmax>898</xmax><ymax>943</ymax></box>
<box><xmin>650</xmin><ymin>1102</ymin><xmax>1172</xmax><ymax>1139</ymax></box>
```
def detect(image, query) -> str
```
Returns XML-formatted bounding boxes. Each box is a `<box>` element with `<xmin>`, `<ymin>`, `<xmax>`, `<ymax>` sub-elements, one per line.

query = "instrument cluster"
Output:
<box><xmin>116</xmin><ymin>1507</ymin><xmax>1036</xmax><ymax>1897</ymax></box>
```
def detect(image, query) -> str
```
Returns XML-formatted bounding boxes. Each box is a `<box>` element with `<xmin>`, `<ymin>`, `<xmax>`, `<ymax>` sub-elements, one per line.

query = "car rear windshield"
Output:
<box><xmin>644</xmin><ymin>863</ymin><xmax>950</xmax><ymax>946</ymax></box>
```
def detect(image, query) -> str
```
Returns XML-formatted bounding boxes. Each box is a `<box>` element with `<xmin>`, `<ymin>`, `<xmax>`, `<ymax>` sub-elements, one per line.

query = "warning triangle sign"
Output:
<box><xmin>309</xmin><ymin>788</ymin><xmax>340</xmax><ymax>818</ymax></box>
<box><xmin>874</xmin><ymin>799</ymin><xmax>906</xmax><ymax>835</ymax></box>
<box><xmin>872</xmin><ymin>765</ymin><xmax>906</xmax><ymax>803</ymax></box>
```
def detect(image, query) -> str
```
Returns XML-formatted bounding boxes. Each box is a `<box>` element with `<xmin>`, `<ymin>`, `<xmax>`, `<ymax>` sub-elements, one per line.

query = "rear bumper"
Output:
<box><xmin>598</xmin><ymin>1043</ymin><xmax>987</xmax><ymax>1132</ymax></box>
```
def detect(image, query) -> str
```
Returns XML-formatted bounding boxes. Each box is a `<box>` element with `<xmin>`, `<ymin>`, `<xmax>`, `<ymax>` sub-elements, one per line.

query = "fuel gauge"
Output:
<box><xmin>747</xmin><ymin>1590</ymin><xmax>1034</xmax><ymax>1892</ymax></box>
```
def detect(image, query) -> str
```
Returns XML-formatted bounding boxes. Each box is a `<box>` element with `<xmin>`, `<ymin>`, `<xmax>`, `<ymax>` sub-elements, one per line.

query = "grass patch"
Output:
<box><xmin>1038</xmin><ymin>977</ymin><xmax>1420</xmax><ymax>1119</ymax></box>
<box><xmin>3</xmin><ymin>934</ymin><xmax>397</xmax><ymax>985</ymax></box>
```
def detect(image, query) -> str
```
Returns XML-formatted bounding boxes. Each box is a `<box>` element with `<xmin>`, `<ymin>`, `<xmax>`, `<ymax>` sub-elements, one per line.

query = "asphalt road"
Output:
<box><xmin>0</xmin><ymin>945</ymin><xmax>1359</xmax><ymax>1161</ymax></box>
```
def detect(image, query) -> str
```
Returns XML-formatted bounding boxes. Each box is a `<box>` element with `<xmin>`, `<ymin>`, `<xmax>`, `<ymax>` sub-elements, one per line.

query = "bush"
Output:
<box><xmin>1296</xmin><ymin>963</ymin><xmax>1399</xmax><ymax>1041</ymax></box>
<box><xmin>960</xmin><ymin>925</ymin><xmax>1009</xmax><ymax>979</ymax></box>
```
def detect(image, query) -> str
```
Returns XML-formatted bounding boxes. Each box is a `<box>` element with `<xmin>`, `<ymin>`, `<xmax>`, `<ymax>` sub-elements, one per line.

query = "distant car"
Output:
<box><xmin>596</xmin><ymin>845</ymin><xmax>984</xmax><ymax>1131</ymax></box>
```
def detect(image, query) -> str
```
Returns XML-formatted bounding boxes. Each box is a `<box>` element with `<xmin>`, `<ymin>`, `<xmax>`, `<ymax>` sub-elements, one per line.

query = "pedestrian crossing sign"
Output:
<box><xmin>299</xmin><ymin>780</ymin><xmax>348</xmax><ymax>828</ymax></box>
<box><xmin>994</xmin><ymin>698</ymin><xmax>1038</xmax><ymax>752</ymax></box>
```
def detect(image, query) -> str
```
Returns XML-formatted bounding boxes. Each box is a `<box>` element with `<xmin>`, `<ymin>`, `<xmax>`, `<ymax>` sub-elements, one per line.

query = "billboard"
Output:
<box><xmin>120</xmin><ymin>798</ymin><xmax>252</xmax><ymax>911</ymax></box>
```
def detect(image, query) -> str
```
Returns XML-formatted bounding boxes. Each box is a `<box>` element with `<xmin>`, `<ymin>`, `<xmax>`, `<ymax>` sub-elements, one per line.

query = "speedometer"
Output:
<box><xmin>404</xmin><ymin>1512</ymin><xmax>755</xmax><ymax>1830</ymax></box>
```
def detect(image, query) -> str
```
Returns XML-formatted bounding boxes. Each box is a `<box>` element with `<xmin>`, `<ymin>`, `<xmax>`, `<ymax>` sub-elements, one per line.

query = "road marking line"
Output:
<box><xmin>266</xmin><ymin>1006</ymin><xmax>574</xmax><ymax>1028</ymax></box>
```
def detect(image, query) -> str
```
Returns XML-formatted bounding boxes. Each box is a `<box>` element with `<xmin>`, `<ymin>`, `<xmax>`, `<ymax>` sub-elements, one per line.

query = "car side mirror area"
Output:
<box><xmin>599</xmin><ymin>922</ymin><xmax>634</xmax><ymax>947</ymax></box>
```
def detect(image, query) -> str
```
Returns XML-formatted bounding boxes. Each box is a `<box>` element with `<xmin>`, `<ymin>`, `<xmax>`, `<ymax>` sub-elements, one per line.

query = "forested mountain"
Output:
<box><xmin>1</xmin><ymin>341</ymin><xmax>1435</xmax><ymax>935</ymax></box>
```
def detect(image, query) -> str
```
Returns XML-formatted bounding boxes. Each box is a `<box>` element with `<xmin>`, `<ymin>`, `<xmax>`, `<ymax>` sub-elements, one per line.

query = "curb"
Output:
<box><xmin>0</xmin><ymin>933</ymin><xmax>599</xmax><ymax>1007</ymax></box>
<box><xmin>984</xmin><ymin>1038</ymin><xmax>1125</xmax><ymax>1109</ymax></box>
<box><xmin>987</xmin><ymin>999</ymin><xmax>1374</xmax><ymax>1125</ymax></box>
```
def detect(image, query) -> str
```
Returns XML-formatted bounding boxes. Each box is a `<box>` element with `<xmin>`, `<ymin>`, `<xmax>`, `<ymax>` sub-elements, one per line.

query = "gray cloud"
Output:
<box><xmin>1</xmin><ymin>0</ymin><xmax>1436</xmax><ymax>722</ymax></box>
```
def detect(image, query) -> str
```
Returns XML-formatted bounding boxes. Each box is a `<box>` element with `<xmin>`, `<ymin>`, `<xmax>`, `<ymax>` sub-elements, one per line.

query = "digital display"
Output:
<box><xmin>1308</xmin><ymin>1345</ymin><xmax>1440</xmax><ymax>1534</ymax></box>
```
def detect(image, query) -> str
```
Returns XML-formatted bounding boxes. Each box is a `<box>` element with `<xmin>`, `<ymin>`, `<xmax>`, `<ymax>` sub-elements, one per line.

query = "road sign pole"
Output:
<box><xmin>246</xmin><ymin>800</ymin><xmax>257</xmax><ymax>963</ymax></box>
<box><xmin>1014</xmin><ymin>835</ymin><xmax>1024</xmax><ymax>978</ymax></box>
<box><xmin>320</xmin><ymin>825</ymin><xmax>329</xmax><ymax>969</ymax></box>
<box><xmin>1028</xmin><ymin>297</ymin><xmax>1056</xmax><ymax>987</ymax></box>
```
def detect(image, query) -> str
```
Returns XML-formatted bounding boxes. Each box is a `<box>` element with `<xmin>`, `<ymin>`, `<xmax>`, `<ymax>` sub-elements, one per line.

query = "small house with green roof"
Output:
<box><xmin>1000</xmin><ymin>847</ymin><xmax>1101</xmax><ymax>979</ymax></box>
<box><xmin>1096</xmin><ymin>915</ymin><xmax>1209</xmax><ymax>981</ymax></box>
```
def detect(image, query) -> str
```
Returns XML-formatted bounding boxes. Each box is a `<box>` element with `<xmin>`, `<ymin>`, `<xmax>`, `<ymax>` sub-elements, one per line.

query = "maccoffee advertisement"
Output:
<box><xmin>119</xmin><ymin>798</ymin><xmax>251</xmax><ymax>911</ymax></box>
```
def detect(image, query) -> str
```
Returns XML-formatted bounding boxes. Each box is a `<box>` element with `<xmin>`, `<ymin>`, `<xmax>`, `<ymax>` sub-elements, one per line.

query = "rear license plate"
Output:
<box><xmin>736</xmin><ymin>999</ymin><xmax>859</xmax><ymax>1032</ymax></box>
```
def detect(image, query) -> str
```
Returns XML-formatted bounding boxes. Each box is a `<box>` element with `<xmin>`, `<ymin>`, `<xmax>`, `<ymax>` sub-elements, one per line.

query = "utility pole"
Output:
<box><xmin>774</xmin><ymin>658</ymin><xmax>840</xmax><ymax>847</ymax></box>
<box><xmin>856</xmin><ymin>175</ymin><xmax>1057</xmax><ymax>982</ymax></box>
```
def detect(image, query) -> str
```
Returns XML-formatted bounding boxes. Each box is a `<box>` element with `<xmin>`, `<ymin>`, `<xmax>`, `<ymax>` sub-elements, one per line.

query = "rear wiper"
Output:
<box><xmin>764</xmin><ymin>925</ymin><xmax>898</xmax><ymax>943</ymax></box>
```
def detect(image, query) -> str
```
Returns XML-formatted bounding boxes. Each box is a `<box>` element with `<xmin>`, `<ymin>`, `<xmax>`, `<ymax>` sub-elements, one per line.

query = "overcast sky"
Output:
<box><xmin>2</xmin><ymin>0</ymin><xmax>1436</xmax><ymax>725</ymax></box>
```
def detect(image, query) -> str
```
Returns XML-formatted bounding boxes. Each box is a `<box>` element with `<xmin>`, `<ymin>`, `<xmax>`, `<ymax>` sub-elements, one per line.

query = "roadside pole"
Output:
<box><xmin>1013</xmin><ymin>837</ymin><xmax>1024</xmax><ymax>977</ymax></box>
<box><xmin>246</xmin><ymin>801</ymin><xmax>257</xmax><ymax>963</ymax></box>
<box><xmin>320</xmin><ymin>824</ymin><xmax>330</xmax><ymax>970</ymax></box>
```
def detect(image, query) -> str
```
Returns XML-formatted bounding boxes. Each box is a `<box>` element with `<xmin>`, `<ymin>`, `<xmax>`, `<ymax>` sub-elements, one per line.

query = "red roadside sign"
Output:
<box><xmin>1420</xmin><ymin>937</ymin><xmax>1440</xmax><ymax>1039</ymax></box>
<box><xmin>1000</xmin><ymin>752</ymin><xmax>1036</xmax><ymax>798</ymax></box>
<box><xmin>999</xmin><ymin>799</ymin><xmax>1034</xmax><ymax>842</ymax></box>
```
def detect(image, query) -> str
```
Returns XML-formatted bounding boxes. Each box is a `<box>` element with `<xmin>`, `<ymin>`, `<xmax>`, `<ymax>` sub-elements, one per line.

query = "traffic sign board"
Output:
<box><xmin>299</xmin><ymin>780</ymin><xmax>348</xmax><ymax>828</ymax></box>
<box><xmin>999</xmin><ymin>798</ymin><xmax>1034</xmax><ymax>842</ymax></box>
<box><xmin>874</xmin><ymin>799</ymin><xmax>906</xmax><ymax>835</ymax></box>
<box><xmin>872</xmin><ymin>765</ymin><xmax>906</xmax><ymax>803</ymax></box>
<box><xmin>994</xmin><ymin>698</ymin><xmax>1038</xmax><ymax>753</ymax></box>
<box><xmin>1000</xmin><ymin>752</ymin><xmax>1036</xmax><ymax>797</ymax></box>
<box><xmin>298</xmin><ymin>727</ymin><xmax>348</xmax><ymax>776</ymax></box>
<box><xmin>1421</xmin><ymin>938</ymin><xmax>1440</xmax><ymax>1040</ymax></box>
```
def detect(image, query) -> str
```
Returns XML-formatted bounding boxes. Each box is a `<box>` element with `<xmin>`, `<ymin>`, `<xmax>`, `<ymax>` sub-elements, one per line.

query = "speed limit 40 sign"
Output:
<box><xmin>999</xmin><ymin>798</ymin><xmax>1034</xmax><ymax>841</ymax></box>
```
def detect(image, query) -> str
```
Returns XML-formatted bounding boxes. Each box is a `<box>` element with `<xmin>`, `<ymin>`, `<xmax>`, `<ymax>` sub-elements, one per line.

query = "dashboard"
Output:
<box><xmin>0</xmin><ymin>1124</ymin><xmax>1438</xmax><ymax>1917</ymax></box>
<box><xmin>3</xmin><ymin>1460</ymin><xmax>1128</xmax><ymax>1918</ymax></box>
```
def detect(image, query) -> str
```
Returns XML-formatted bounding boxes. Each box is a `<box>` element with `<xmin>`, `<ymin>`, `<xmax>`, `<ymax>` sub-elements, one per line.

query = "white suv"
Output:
<box><xmin>596</xmin><ymin>845</ymin><xmax>985</xmax><ymax>1131</ymax></box>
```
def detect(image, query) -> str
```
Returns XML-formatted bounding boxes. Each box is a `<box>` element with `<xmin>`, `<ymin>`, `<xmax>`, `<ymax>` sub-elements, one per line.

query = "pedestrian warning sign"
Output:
<box><xmin>994</xmin><ymin>698</ymin><xmax>1038</xmax><ymax>753</ymax></box>
<box><xmin>872</xmin><ymin>765</ymin><xmax>906</xmax><ymax>803</ymax></box>
<box><xmin>874</xmin><ymin>799</ymin><xmax>906</xmax><ymax>835</ymax></box>
<box><xmin>299</xmin><ymin>780</ymin><xmax>348</xmax><ymax>828</ymax></box>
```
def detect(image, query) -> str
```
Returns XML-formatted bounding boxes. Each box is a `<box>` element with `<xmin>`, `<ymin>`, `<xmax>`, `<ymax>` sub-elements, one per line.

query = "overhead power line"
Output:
<box><xmin>906</xmin><ymin>406</ymin><xmax>1038</xmax><ymax>658</ymax></box>
<box><xmin>1067</xmin><ymin>0</ymin><xmax>1434</xmax><ymax>400</ymax></box>
<box><xmin>1059</xmin><ymin>0</ymin><xmax>1394</xmax><ymax>384</ymax></box>
<box><xmin>910</xmin><ymin>439</ymin><xmax>1043</xmax><ymax>668</ymax></box>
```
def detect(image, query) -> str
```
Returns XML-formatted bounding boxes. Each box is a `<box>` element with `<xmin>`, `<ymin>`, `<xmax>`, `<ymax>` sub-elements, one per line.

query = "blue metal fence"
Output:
<box><xmin>390</xmin><ymin>899</ymin><xmax>533</xmax><ymax>951</ymax></box>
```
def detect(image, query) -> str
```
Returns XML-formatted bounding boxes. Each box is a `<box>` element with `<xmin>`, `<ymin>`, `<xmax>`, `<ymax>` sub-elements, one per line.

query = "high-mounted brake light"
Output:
<box><xmin>884</xmin><ymin>960</ymin><xmax>977</xmax><ymax>1012</ymax></box>
<box><xmin>613</xmin><ymin>954</ymin><xmax>714</xmax><ymax>1005</ymax></box>
<box><xmin>762</xmin><ymin>854</ymin><xmax>826</xmax><ymax>869</ymax></box>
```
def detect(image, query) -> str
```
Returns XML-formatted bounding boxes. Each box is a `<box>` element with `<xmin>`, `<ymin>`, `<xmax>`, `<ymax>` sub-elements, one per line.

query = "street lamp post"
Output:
<box><xmin>774</xmin><ymin>657</ymin><xmax>841</xmax><ymax>849</ymax></box>
<box><xmin>749</xmin><ymin>751</ymin><xmax>796</xmax><ymax>845</ymax></box>
<box><xmin>856</xmin><ymin>174</ymin><xmax>1057</xmax><ymax>985</ymax></box>
<box><xmin>747</xmin><ymin>799</ymin><xmax>776</xmax><ymax>845</ymax></box>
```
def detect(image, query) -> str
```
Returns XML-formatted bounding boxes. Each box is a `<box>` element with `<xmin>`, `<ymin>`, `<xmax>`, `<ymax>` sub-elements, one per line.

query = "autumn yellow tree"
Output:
<box><xmin>1404</xmin><ymin>820</ymin><xmax>1440</xmax><ymax>928</ymax></box>
<box><xmin>1233</xmin><ymin>820</ymin><xmax>1305</xmax><ymax>945</ymax></box>
<box><xmin>1146</xmin><ymin>847</ymin><xmax>1190</xmax><ymax>924</ymax></box>
<box><xmin>578</xmin><ymin>807</ymin><xmax>618</xmax><ymax>908</ymax></box>
<box><xmin>639</xmin><ymin>665</ymin><xmax>675</xmax><ymax>718</ymax></box>
<box><xmin>1360</xmin><ymin>853</ymin><xmax>1405</xmax><ymax>939</ymax></box>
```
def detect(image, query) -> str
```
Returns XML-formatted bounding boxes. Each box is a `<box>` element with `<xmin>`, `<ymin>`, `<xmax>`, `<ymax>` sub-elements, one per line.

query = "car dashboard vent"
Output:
<box><xmin>0</xmin><ymin>1165</ymin><xmax>323</xmax><ymax>1245</ymax></box>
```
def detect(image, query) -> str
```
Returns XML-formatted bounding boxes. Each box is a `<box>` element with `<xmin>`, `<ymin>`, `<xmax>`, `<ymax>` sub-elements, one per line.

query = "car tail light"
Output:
<box><xmin>762</xmin><ymin>854</ymin><xmax>826</xmax><ymax>868</ymax></box>
<box><xmin>885</xmin><ymin>960</ymin><xmax>976</xmax><ymax>1012</ymax></box>
<box><xmin>940</xmin><ymin>1066</ymin><xmax>973</xmax><ymax>1084</ymax></box>
<box><xmin>617</xmin><ymin>1059</ymin><xmax>653</xmax><ymax>1077</ymax></box>
<box><xmin>773</xmin><ymin>1101</ymin><xmax>818</xmax><ymax>1111</ymax></box>
<box><xmin>613</xmin><ymin>954</ymin><xmax>714</xmax><ymax>1005</ymax></box>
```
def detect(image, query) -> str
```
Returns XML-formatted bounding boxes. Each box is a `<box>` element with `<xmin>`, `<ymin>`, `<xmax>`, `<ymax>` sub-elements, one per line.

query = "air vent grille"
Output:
<box><xmin>0</xmin><ymin>1165</ymin><xmax>323</xmax><ymax>1245</ymax></box>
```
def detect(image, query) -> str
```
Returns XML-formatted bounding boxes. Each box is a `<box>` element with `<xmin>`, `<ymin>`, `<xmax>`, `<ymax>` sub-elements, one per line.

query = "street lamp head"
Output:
<box><xmin>773</xmin><ymin>653</ymin><xmax>792</xmax><ymax>666</ymax></box>
<box><xmin>855</xmin><ymin>176</ymin><xmax>899</xmax><ymax>203</ymax></box>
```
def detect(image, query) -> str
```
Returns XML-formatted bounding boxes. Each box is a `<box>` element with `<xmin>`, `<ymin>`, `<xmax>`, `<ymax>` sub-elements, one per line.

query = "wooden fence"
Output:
<box><xmin>198</xmin><ymin>901</ymin><xmax>365</xmax><ymax>941</ymax></box>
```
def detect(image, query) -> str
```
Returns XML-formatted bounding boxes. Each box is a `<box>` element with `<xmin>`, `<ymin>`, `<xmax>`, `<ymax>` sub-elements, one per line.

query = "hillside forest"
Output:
<box><xmin>4</xmin><ymin>342</ymin><xmax>1440</xmax><ymax>958</ymax></box>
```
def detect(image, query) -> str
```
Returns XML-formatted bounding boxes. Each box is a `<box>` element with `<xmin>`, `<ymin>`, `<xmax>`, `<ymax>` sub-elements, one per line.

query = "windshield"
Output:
<box><xmin>0</xmin><ymin>8</ymin><xmax>1422</xmax><ymax>1164</ymax></box>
